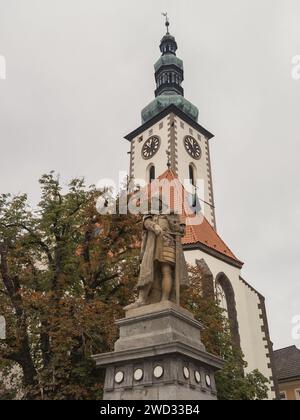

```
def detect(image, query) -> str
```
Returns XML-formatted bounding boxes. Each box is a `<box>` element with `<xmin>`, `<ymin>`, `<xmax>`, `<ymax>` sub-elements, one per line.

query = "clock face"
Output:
<box><xmin>141</xmin><ymin>136</ymin><xmax>160</xmax><ymax>160</ymax></box>
<box><xmin>184</xmin><ymin>136</ymin><xmax>201</xmax><ymax>160</ymax></box>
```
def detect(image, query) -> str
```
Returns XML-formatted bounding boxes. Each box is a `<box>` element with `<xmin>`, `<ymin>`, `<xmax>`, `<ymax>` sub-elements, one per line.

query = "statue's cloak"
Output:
<box><xmin>137</xmin><ymin>215</ymin><xmax>189</xmax><ymax>303</ymax></box>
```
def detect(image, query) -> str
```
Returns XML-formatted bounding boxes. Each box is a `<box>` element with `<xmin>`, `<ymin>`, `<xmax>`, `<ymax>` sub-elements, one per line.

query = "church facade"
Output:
<box><xmin>124</xmin><ymin>23</ymin><xmax>278</xmax><ymax>399</ymax></box>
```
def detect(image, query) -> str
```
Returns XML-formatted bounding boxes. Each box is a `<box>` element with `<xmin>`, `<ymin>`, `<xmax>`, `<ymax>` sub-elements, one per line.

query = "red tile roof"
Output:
<box><xmin>142</xmin><ymin>169</ymin><xmax>243</xmax><ymax>266</ymax></box>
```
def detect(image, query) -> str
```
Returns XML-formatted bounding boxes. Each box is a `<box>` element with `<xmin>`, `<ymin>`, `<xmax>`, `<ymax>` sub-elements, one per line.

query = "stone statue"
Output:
<box><xmin>125</xmin><ymin>206</ymin><xmax>189</xmax><ymax>310</ymax></box>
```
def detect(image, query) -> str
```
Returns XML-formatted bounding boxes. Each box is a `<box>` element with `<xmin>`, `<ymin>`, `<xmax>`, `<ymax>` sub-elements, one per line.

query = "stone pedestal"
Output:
<box><xmin>93</xmin><ymin>301</ymin><xmax>224</xmax><ymax>400</ymax></box>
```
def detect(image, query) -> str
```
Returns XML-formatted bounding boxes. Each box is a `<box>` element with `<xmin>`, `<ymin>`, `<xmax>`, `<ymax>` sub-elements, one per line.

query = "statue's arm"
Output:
<box><xmin>144</xmin><ymin>218</ymin><xmax>162</xmax><ymax>235</ymax></box>
<box><xmin>144</xmin><ymin>218</ymin><xmax>157</xmax><ymax>232</ymax></box>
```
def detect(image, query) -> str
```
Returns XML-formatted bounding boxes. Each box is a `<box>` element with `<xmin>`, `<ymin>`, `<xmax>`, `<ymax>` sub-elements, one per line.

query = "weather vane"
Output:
<box><xmin>162</xmin><ymin>12</ymin><xmax>170</xmax><ymax>34</ymax></box>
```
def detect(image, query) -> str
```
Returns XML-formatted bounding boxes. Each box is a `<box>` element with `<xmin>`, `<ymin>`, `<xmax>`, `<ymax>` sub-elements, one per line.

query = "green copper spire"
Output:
<box><xmin>141</xmin><ymin>16</ymin><xmax>199</xmax><ymax>124</ymax></box>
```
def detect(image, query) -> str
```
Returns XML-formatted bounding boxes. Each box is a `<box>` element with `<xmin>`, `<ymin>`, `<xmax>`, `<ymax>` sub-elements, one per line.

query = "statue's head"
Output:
<box><xmin>167</xmin><ymin>212</ymin><xmax>186</xmax><ymax>232</ymax></box>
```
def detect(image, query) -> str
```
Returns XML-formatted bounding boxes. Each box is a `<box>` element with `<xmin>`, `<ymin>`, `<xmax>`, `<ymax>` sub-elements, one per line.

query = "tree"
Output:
<box><xmin>0</xmin><ymin>173</ymin><xmax>269</xmax><ymax>400</ymax></box>
<box><xmin>0</xmin><ymin>173</ymin><xmax>141</xmax><ymax>399</ymax></box>
<box><xmin>182</xmin><ymin>265</ymin><xmax>269</xmax><ymax>400</ymax></box>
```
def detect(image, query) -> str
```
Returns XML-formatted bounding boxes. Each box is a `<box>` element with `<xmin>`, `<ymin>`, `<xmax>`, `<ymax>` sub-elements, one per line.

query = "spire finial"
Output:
<box><xmin>162</xmin><ymin>12</ymin><xmax>170</xmax><ymax>34</ymax></box>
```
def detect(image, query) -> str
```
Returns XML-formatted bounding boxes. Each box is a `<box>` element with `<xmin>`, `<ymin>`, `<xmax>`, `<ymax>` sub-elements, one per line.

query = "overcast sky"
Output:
<box><xmin>0</xmin><ymin>0</ymin><xmax>299</xmax><ymax>350</ymax></box>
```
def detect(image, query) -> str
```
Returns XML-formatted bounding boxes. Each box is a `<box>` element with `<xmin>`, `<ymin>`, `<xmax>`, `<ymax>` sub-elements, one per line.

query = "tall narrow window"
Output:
<box><xmin>216</xmin><ymin>282</ymin><xmax>228</xmax><ymax>317</ymax></box>
<box><xmin>189</xmin><ymin>164</ymin><xmax>195</xmax><ymax>186</ymax></box>
<box><xmin>149</xmin><ymin>165</ymin><xmax>155</xmax><ymax>183</ymax></box>
<box><xmin>189</xmin><ymin>164</ymin><xmax>197</xmax><ymax>209</ymax></box>
<box><xmin>215</xmin><ymin>273</ymin><xmax>241</xmax><ymax>352</ymax></box>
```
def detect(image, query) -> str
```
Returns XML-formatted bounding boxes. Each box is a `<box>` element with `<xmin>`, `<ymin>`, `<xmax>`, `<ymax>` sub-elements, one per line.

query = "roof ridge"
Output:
<box><xmin>201</xmin><ymin>214</ymin><xmax>240</xmax><ymax>260</ymax></box>
<box><xmin>143</xmin><ymin>169</ymin><xmax>243</xmax><ymax>266</ymax></box>
<box><xmin>274</xmin><ymin>345</ymin><xmax>299</xmax><ymax>352</ymax></box>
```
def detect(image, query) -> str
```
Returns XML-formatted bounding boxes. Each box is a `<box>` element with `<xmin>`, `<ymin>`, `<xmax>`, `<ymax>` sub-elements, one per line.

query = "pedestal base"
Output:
<box><xmin>93</xmin><ymin>302</ymin><xmax>224</xmax><ymax>400</ymax></box>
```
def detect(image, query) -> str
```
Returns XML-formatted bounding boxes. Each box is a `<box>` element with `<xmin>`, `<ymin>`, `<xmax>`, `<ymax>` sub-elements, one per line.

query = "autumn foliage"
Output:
<box><xmin>0</xmin><ymin>173</ymin><xmax>141</xmax><ymax>399</ymax></box>
<box><xmin>0</xmin><ymin>173</ymin><xmax>268</xmax><ymax>400</ymax></box>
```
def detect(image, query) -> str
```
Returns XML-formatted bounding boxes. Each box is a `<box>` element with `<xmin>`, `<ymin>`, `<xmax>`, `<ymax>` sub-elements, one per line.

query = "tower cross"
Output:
<box><xmin>161</xmin><ymin>12</ymin><xmax>170</xmax><ymax>34</ymax></box>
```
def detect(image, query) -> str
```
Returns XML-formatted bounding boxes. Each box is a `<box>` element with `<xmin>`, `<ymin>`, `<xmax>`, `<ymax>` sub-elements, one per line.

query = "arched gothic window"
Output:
<box><xmin>189</xmin><ymin>163</ymin><xmax>196</xmax><ymax>186</ymax></box>
<box><xmin>189</xmin><ymin>164</ymin><xmax>197</xmax><ymax>209</ymax></box>
<box><xmin>216</xmin><ymin>282</ymin><xmax>228</xmax><ymax>316</ymax></box>
<box><xmin>148</xmin><ymin>164</ymin><xmax>155</xmax><ymax>183</ymax></box>
<box><xmin>215</xmin><ymin>273</ymin><xmax>241</xmax><ymax>351</ymax></box>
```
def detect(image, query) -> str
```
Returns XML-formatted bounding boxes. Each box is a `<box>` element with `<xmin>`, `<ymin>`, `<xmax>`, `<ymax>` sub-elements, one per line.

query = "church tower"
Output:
<box><xmin>124</xmin><ymin>19</ymin><xmax>279</xmax><ymax>400</ymax></box>
<box><xmin>126</xmin><ymin>18</ymin><xmax>216</xmax><ymax>228</ymax></box>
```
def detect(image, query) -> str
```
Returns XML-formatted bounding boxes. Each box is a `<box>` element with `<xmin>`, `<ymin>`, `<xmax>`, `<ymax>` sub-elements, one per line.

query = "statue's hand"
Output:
<box><xmin>154</xmin><ymin>225</ymin><xmax>163</xmax><ymax>236</ymax></box>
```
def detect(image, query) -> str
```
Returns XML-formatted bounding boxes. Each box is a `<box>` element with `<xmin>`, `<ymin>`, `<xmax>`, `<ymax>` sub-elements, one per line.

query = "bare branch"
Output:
<box><xmin>1</xmin><ymin>222</ymin><xmax>54</xmax><ymax>266</ymax></box>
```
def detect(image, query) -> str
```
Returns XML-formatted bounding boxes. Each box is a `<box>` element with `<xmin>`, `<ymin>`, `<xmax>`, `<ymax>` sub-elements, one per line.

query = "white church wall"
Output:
<box><xmin>129</xmin><ymin>112</ymin><xmax>215</xmax><ymax>227</ymax></box>
<box><xmin>174</xmin><ymin>116</ymin><xmax>214</xmax><ymax>226</ymax></box>
<box><xmin>130</xmin><ymin>115</ymin><xmax>170</xmax><ymax>185</ymax></box>
<box><xmin>128</xmin><ymin>110</ymin><xmax>275</xmax><ymax>398</ymax></box>
<box><xmin>184</xmin><ymin>249</ymin><xmax>275</xmax><ymax>399</ymax></box>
